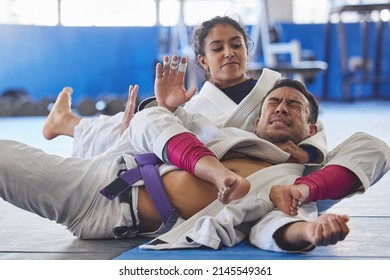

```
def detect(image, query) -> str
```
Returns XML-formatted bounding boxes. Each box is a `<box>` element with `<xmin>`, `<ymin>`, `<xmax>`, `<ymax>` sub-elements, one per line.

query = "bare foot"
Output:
<box><xmin>269</xmin><ymin>184</ymin><xmax>310</xmax><ymax>215</ymax></box>
<box><xmin>217</xmin><ymin>175</ymin><xmax>250</xmax><ymax>204</ymax></box>
<box><xmin>42</xmin><ymin>87</ymin><xmax>81</xmax><ymax>140</ymax></box>
<box><xmin>193</xmin><ymin>155</ymin><xmax>250</xmax><ymax>204</ymax></box>
<box><xmin>304</xmin><ymin>213</ymin><xmax>350</xmax><ymax>247</ymax></box>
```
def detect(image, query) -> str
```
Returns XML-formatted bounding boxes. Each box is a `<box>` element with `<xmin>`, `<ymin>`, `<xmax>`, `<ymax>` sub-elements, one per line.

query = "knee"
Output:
<box><xmin>129</xmin><ymin>107</ymin><xmax>181</xmax><ymax>153</ymax></box>
<box><xmin>350</xmin><ymin>132</ymin><xmax>390</xmax><ymax>175</ymax></box>
<box><xmin>132</xmin><ymin>107</ymin><xmax>175</xmax><ymax>132</ymax></box>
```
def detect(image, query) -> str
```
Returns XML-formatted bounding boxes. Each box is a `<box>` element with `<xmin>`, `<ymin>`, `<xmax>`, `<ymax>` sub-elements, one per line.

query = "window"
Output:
<box><xmin>0</xmin><ymin>0</ymin><xmax>258</xmax><ymax>26</ymax></box>
<box><xmin>0</xmin><ymin>0</ymin><xmax>58</xmax><ymax>25</ymax></box>
<box><xmin>294</xmin><ymin>0</ymin><xmax>390</xmax><ymax>24</ymax></box>
<box><xmin>0</xmin><ymin>0</ymin><xmax>388</xmax><ymax>26</ymax></box>
<box><xmin>159</xmin><ymin>0</ymin><xmax>258</xmax><ymax>26</ymax></box>
<box><xmin>61</xmin><ymin>0</ymin><xmax>156</xmax><ymax>26</ymax></box>
<box><xmin>293</xmin><ymin>0</ymin><xmax>329</xmax><ymax>23</ymax></box>
<box><xmin>183</xmin><ymin>0</ymin><xmax>258</xmax><ymax>26</ymax></box>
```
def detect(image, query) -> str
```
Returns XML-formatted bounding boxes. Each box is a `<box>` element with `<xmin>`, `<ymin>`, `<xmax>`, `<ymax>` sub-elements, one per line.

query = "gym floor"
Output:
<box><xmin>0</xmin><ymin>101</ymin><xmax>389</xmax><ymax>260</ymax></box>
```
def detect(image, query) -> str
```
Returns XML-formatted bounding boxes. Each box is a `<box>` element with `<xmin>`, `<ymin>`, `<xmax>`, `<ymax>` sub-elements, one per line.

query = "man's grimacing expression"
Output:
<box><xmin>255</xmin><ymin>86</ymin><xmax>318</xmax><ymax>145</ymax></box>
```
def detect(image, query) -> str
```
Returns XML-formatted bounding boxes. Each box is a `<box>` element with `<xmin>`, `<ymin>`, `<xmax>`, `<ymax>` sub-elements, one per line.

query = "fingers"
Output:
<box><xmin>156</xmin><ymin>62</ymin><xmax>163</xmax><ymax>79</ymax></box>
<box><xmin>161</xmin><ymin>55</ymin><xmax>177</xmax><ymax>76</ymax></box>
<box><xmin>170</xmin><ymin>55</ymin><xmax>179</xmax><ymax>70</ymax></box>
<box><xmin>163</xmin><ymin>55</ymin><xmax>170</xmax><ymax>67</ymax></box>
<box><xmin>127</xmin><ymin>85</ymin><xmax>138</xmax><ymax>106</ymax></box>
<box><xmin>333</xmin><ymin>215</ymin><xmax>350</xmax><ymax>241</ymax></box>
<box><xmin>158</xmin><ymin>55</ymin><xmax>187</xmax><ymax>78</ymax></box>
<box><xmin>128</xmin><ymin>84</ymin><xmax>138</xmax><ymax>113</ymax></box>
<box><xmin>325</xmin><ymin>215</ymin><xmax>349</xmax><ymax>244</ymax></box>
<box><xmin>291</xmin><ymin>198</ymin><xmax>299</xmax><ymax>212</ymax></box>
<box><xmin>120</xmin><ymin>84</ymin><xmax>138</xmax><ymax>136</ymax></box>
<box><xmin>185</xmin><ymin>86</ymin><xmax>197</xmax><ymax>100</ymax></box>
<box><xmin>178</xmin><ymin>57</ymin><xmax>187</xmax><ymax>73</ymax></box>
<box><xmin>162</xmin><ymin>55</ymin><xmax>170</xmax><ymax>77</ymax></box>
<box><xmin>289</xmin><ymin>201</ymin><xmax>299</xmax><ymax>216</ymax></box>
<box><xmin>314</xmin><ymin>214</ymin><xmax>350</xmax><ymax>246</ymax></box>
<box><xmin>62</xmin><ymin>87</ymin><xmax>73</xmax><ymax>94</ymax></box>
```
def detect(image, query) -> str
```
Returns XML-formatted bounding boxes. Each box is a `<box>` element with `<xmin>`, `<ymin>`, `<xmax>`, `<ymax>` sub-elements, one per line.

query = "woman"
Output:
<box><xmin>43</xmin><ymin>16</ymin><xmax>294</xmax><ymax>159</ymax></box>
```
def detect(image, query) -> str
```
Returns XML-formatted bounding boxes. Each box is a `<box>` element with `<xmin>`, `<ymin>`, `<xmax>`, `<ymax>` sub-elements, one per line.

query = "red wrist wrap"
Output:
<box><xmin>294</xmin><ymin>165</ymin><xmax>359</xmax><ymax>202</ymax></box>
<box><xmin>167</xmin><ymin>132</ymin><xmax>216</xmax><ymax>175</ymax></box>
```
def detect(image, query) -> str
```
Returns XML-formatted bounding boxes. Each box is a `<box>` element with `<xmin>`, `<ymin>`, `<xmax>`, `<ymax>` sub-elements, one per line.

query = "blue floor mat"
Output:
<box><xmin>114</xmin><ymin>216</ymin><xmax>390</xmax><ymax>260</ymax></box>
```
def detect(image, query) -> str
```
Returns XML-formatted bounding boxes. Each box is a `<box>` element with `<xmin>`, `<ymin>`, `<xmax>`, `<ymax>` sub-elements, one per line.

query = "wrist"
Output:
<box><xmin>300</xmin><ymin>145</ymin><xmax>319</xmax><ymax>163</ymax></box>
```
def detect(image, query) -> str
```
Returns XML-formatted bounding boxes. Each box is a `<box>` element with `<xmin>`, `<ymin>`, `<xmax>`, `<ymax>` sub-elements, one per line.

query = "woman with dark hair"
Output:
<box><xmin>43</xmin><ymin>16</ymin><xmax>286</xmax><ymax>158</ymax></box>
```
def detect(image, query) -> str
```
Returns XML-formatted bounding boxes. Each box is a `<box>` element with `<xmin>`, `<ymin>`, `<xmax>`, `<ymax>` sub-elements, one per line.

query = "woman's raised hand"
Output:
<box><xmin>155</xmin><ymin>55</ymin><xmax>197</xmax><ymax>112</ymax></box>
<box><xmin>120</xmin><ymin>84</ymin><xmax>138</xmax><ymax>136</ymax></box>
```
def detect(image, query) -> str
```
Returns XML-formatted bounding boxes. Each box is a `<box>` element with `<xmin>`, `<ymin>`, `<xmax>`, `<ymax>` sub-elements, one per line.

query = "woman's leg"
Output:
<box><xmin>42</xmin><ymin>87</ymin><xmax>81</xmax><ymax>140</ymax></box>
<box><xmin>0</xmin><ymin>139</ymin><xmax>131</xmax><ymax>239</ymax></box>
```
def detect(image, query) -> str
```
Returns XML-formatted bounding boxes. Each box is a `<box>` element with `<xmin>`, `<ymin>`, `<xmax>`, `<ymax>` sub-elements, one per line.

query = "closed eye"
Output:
<box><xmin>232</xmin><ymin>43</ymin><xmax>242</xmax><ymax>49</ymax></box>
<box><xmin>211</xmin><ymin>47</ymin><xmax>224</xmax><ymax>52</ymax></box>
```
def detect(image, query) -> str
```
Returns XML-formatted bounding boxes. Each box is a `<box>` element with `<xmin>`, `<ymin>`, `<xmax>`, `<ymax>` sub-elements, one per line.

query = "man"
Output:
<box><xmin>0</xmin><ymin>77</ymin><xmax>357</xmax><ymax>254</ymax></box>
<box><xmin>1</xmin><ymin>61</ymin><xmax>388</xmax><ymax>253</ymax></box>
<box><xmin>124</xmin><ymin>60</ymin><xmax>389</xmax><ymax>252</ymax></box>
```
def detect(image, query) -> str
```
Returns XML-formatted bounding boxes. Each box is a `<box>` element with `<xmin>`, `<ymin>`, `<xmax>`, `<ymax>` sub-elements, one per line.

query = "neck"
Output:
<box><xmin>212</xmin><ymin>75</ymin><xmax>248</xmax><ymax>89</ymax></box>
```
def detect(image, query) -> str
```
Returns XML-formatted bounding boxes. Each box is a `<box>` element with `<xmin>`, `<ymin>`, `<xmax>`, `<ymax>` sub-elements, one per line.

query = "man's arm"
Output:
<box><xmin>269</xmin><ymin>164</ymin><xmax>360</xmax><ymax>216</ymax></box>
<box><xmin>272</xmin><ymin>213</ymin><xmax>349</xmax><ymax>251</ymax></box>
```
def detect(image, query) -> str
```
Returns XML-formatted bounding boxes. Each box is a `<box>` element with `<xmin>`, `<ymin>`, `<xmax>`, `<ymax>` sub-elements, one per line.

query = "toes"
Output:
<box><xmin>218</xmin><ymin>186</ymin><xmax>229</xmax><ymax>203</ymax></box>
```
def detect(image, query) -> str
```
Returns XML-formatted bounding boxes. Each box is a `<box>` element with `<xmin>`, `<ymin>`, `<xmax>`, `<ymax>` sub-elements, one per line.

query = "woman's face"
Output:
<box><xmin>198</xmin><ymin>24</ymin><xmax>248</xmax><ymax>89</ymax></box>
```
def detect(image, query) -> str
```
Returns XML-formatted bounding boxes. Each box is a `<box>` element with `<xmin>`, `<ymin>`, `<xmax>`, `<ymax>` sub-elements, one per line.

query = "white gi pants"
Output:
<box><xmin>0</xmin><ymin>139</ymin><xmax>140</xmax><ymax>239</ymax></box>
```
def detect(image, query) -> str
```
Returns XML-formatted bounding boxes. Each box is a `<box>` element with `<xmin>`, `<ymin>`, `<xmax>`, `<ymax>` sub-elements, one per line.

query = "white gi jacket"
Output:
<box><xmin>127</xmin><ymin>107</ymin><xmax>390</xmax><ymax>253</ymax></box>
<box><xmin>72</xmin><ymin>68</ymin><xmax>390</xmax><ymax>251</ymax></box>
<box><xmin>73</xmin><ymin>69</ymin><xmax>287</xmax><ymax>156</ymax></box>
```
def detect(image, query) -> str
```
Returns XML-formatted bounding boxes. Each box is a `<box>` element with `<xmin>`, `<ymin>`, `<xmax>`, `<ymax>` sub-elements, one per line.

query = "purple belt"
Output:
<box><xmin>100</xmin><ymin>153</ymin><xmax>176</xmax><ymax>224</ymax></box>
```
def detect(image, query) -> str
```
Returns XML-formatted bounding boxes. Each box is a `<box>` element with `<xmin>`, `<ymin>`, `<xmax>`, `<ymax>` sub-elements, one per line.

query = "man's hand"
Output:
<box><xmin>274</xmin><ymin>213</ymin><xmax>350</xmax><ymax>251</ymax></box>
<box><xmin>155</xmin><ymin>55</ymin><xmax>197</xmax><ymax>112</ymax></box>
<box><xmin>306</xmin><ymin>213</ymin><xmax>350</xmax><ymax>247</ymax></box>
<box><xmin>120</xmin><ymin>84</ymin><xmax>138</xmax><ymax>136</ymax></box>
<box><xmin>275</xmin><ymin>140</ymin><xmax>310</xmax><ymax>164</ymax></box>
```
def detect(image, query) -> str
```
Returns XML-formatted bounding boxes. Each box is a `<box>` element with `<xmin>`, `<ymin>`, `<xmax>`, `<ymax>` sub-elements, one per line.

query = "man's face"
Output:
<box><xmin>255</xmin><ymin>86</ymin><xmax>317</xmax><ymax>144</ymax></box>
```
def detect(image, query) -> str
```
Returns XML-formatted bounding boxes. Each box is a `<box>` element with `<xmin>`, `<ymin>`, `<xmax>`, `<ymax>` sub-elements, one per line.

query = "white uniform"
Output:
<box><xmin>0</xmin><ymin>138</ymin><xmax>136</xmax><ymax>239</ymax></box>
<box><xmin>73</xmin><ymin>68</ymin><xmax>326</xmax><ymax>160</ymax></box>
<box><xmin>67</xmin><ymin>68</ymin><xmax>389</xmax><ymax>251</ymax></box>
<box><xmin>128</xmin><ymin>105</ymin><xmax>390</xmax><ymax>252</ymax></box>
<box><xmin>0</xmin><ymin>107</ymin><xmax>318</xmax><ymax>241</ymax></box>
<box><xmin>0</xmin><ymin>69</ymin><xmax>281</xmax><ymax>241</ymax></box>
<box><xmin>72</xmin><ymin>69</ymin><xmax>287</xmax><ymax>157</ymax></box>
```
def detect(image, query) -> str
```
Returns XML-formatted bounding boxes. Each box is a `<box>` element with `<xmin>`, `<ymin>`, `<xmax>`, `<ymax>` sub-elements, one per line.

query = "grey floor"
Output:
<box><xmin>0</xmin><ymin>101</ymin><xmax>389</xmax><ymax>260</ymax></box>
